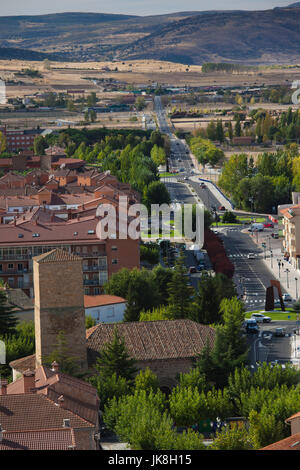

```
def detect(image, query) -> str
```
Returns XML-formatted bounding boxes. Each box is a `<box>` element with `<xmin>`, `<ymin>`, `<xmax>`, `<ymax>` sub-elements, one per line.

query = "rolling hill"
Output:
<box><xmin>0</xmin><ymin>8</ymin><xmax>299</xmax><ymax>65</ymax></box>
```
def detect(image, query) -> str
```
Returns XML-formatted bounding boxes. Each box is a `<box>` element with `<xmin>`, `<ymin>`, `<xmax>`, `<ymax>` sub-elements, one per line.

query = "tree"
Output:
<box><xmin>167</xmin><ymin>253</ymin><xmax>194</xmax><ymax>319</ymax></box>
<box><xmin>0</xmin><ymin>289</ymin><xmax>17</xmax><ymax>336</ymax></box>
<box><xmin>135</xmin><ymin>96</ymin><xmax>146</xmax><ymax>111</ymax></box>
<box><xmin>196</xmin><ymin>297</ymin><xmax>248</xmax><ymax>388</ymax></box>
<box><xmin>216</xmin><ymin>120</ymin><xmax>225</xmax><ymax>143</ymax></box>
<box><xmin>143</xmin><ymin>180</ymin><xmax>170</xmax><ymax>209</ymax></box>
<box><xmin>89</xmin><ymin>371</ymin><xmax>130</xmax><ymax>411</ymax></box>
<box><xmin>33</xmin><ymin>135</ymin><xmax>47</xmax><ymax>155</ymax></box>
<box><xmin>210</xmin><ymin>425</ymin><xmax>253</xmax><ymax>450</ymax></box>
<box><xmin>96</xmin><ymin>327</ymin><xmax>137</xmax><ymax>383</ymax></box>
<box><xmin>134</xmin><ymin>368</ymin><xmax>160</xmax><ymax>393</ymax></box>
<box><xmin>0</xmin><ymin>131</ymin><xmax>6</xmax><ymax>154</ymax></box>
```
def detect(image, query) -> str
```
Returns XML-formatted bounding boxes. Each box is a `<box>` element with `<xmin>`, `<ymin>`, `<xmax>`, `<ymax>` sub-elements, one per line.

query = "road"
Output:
<box><xmin>155</xmin><ymin>95</ymin><xmax>299</xmax><ymax>367</ymax></box>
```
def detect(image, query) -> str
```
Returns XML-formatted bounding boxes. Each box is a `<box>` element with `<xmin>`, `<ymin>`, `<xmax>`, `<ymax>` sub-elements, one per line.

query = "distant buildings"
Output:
<box><xmin>0</xmin><ymin>170</ymin><xmax>140</xmax><ymax>296</ymax></box>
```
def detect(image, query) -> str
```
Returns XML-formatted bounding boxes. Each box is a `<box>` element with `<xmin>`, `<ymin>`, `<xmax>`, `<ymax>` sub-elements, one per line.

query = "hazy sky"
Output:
<box><xmin>0</xmin><ymin>1</ymin><xmax>295</xmax><ymax>16</ymax></box>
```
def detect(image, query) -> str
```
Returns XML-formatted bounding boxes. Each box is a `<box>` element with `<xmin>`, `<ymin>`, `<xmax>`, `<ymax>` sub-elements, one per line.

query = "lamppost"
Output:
<box><xmin>277</xmin><ymin>258</ymin><xmax>281</xmax><ymax>278</ymax></box>
<box><xmin>270</xmin><ymin>250</ymin><xmax>273</xmax><ymax>269</ymax></box>
<box><xmin>262</xmin><ymin>242</ymin><xmax>266</xmax><ymax>259</ymax></box>
<box><xmin>295</xmin><ymin>277</ymin><xmax>298</xmax><ymax>300</ymax></box>
<box><xmin>285</xmin><ymin>268</ymin><xmax>290</xmax><ymax>289</ymax></box>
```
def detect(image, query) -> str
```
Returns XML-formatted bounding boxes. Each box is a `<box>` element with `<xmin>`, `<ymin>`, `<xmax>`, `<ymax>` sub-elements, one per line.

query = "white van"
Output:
<box><xmin>251</xmin><ymin>223</ymin><xmax>264</xmax><ymax>232</ymax></box>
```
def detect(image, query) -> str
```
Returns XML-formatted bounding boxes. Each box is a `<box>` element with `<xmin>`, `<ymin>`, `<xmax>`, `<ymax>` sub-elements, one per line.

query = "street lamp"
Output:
<box><xmin>285</xmin><ymin>268</ymin><xmax>290</xmax><ymax>289</ymax></box>
<box><xmin>277</xmin><ymin>258</ymin><xmax>281</xmax><ymax>278</ymax></box>
<box><xmin>270</xmin><ymin>250</ymin><xmax>273</xmax><ymax>269</ymax></box>
<box><xmin>295</xmin><ymin>277</ymin><xmax>298</xmax><ymax>300</ymax></box>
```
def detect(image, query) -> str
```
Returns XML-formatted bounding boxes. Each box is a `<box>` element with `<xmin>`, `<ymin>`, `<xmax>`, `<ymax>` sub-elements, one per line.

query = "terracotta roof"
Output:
<box><xmin>84</xmin><ymin>294</ymin><xmax>126</xmax><ymax>308</ymax></box>
<box><xmin>6</xmin><ymin>364</ymin><xmax>99</xmax><ymax>426</ymax></box>
<box><xmin>261</xmin><ymin>432</ymin><xmax>300</xmax><ymax>450</ymax></box>
<box><xmin>0</xmin><ymin>394</ymin><xmax>94</xmax><ymax>431</ymax></box>
<box><xmin>0</xmin><ymin>428</ymin><xmax>76</xmax><ymax>450</ymax></box>
<box><xmin>286</xmin><ymin>412</ymin><xmax>300</xmax><ymax>422</ymax></box>
<box><xmin>86</xmin><ymin>319</ymin><xmax>216</xmax><ymax>363</ymax></box>
<box><xmin>9</xmin><ymin>354</ymin><xmax>36</xmax><ymax>373</ymax></box>
<box><xmin>33</xmin><ymin>248</ymin><xmax>83</xmax><ymax>264</ymax></box>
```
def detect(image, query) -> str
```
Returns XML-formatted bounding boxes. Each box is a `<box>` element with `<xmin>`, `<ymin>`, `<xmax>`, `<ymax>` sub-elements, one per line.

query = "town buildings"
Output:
<box><xmin>0</xmin><ymin>167</ymin><xmax>140</xmax><ymax>296</ymax></box>
<box><xmin>280</xmin><ymin>204</ymin><xmax>300</xmax><ymax>270</ymax></box>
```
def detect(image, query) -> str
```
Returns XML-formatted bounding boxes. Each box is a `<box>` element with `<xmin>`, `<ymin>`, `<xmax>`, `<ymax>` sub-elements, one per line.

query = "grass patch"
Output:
<box><xmin>246</xmin><ymin>309</ymin><xmax>299</xmax><ymax>321</ymax></box>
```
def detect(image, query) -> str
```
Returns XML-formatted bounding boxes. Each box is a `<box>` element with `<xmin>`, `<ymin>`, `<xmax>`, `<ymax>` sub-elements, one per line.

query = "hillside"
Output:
<box><xmin>0</xmin><ymin>8</ymin><xmax>299</xmax><ymax>65</ymax></box>
<box><xmin>115</xmin><ymin>8</ymin><xmax>300</xmax><ymax>65</ymax></box>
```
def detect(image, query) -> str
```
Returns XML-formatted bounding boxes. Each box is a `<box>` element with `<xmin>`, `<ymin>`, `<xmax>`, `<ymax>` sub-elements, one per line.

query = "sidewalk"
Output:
<box><xmin>247</xmin><ymin>230</ymin><xmax>300</xmax><ymax>366</ymax></box>
<box><xmin>250</xmin><ymin>231</ymin><xmax>300</xmax><ymax>301</ymax></box>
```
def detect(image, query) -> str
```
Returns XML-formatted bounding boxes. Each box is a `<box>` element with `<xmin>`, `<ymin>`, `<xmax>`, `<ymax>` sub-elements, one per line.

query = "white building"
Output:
<box><xmin>84</xmin><ymin>295</ymin><xmax>127</xmax><ymax>324</ymax></box>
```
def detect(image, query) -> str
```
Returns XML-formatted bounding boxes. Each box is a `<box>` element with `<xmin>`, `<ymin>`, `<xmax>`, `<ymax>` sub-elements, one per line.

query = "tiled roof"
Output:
<box><xmin>0</xmin><ymin>428</ymin><xmax>76</xmax><ymax>450</ymax></box>
<box><xmin>86</xmin><ymin>319</ymin><xmax>216</xmax><ymax>363</ymax></box>
<box><xmin>34</xmin><ymin>248</ymin><xmax>83</xmax><ymax>263</ymax></box>
<box><xmin>9</xmin><ymin>354</ymin><xmax>36</xmax><ymax>373</ymax></box>
<box><xmin>6</xmin><ymin>364</ymin><xmax>100</xmax><ymax>426</ymax></box>
<box><xmin>261</xmin><ymin>432</ymin><xmax>300</xmax><ymax>450</ymax></box>
<box><xmin>84</xmin><ymin>295</ymin><xmax>126</xmax><ymax>308</ymax></box>
<box><xmin>286</xmin><ymin>412</ymin><xmax>300</xmax><ymax>422</ymax></box>
<box><xmin>0</xmin><ymin>394</ymin><xmax>94</xmax><ymax>431</ymax></box>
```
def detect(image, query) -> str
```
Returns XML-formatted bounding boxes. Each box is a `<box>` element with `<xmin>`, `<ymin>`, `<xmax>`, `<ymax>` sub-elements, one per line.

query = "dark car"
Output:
<box><xmin>218</xmin><ymin>206</ymin><xmax>225</xmax><ymax>211</ymax></box>
<box><xmin>189</xmin><ymin>266</ymin><xmax>197</xmax><ymax>274</ymax></box>
<box><xmin>274</xmin><ymin>328</ymin><xmax>286</xmax><ymax>337</ymax></box>
<box><xmin>244</xmin><ymin>319</ymin><xmax>259</xmax><ymax>334</ymax></box>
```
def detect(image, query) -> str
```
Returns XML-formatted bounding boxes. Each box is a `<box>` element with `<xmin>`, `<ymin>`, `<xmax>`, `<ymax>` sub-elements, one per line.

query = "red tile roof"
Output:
<box><xmin>0</xmin><ymin>394</ymin><xmax>94</xmax><ymax>431</ymax></box>
<box><xmin>261</xmin><ymin>432</ymin><xmax>300</xmax><ymax>450</ymax></box>
<box><xmin>6</xmin><ymin>364</ymin><xmax>100</xmax><ymax>426</ymax></box>
<box><xmin>0</xmin><ymin>428</ymin><xmax>76</xmax><ymax>450</ymax></box>
<box><xmin>84</xmin><ymin>294</ymin><xmax>126</xmax><ymax>308</ymax></box>
<box><xmin>86</xmin><ymin>319</ymin><xmax>216</xmax><ymax>363</ymax></box>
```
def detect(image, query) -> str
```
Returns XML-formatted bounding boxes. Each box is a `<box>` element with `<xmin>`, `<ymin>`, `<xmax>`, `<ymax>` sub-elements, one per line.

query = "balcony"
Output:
<box><xmin>0</xmin><ymin>269</ymin><xmax>31</xmax><ymax>275</ymax></box>
<box><xmin>82</xmin><ymin>265</ymin><xmax>107</xmax><ymax>272</ymax></box>
<box><xmin>0</xmin><ymin>254</ymin><xmax>32</xmax><ymax>261</ymax></box>
<box><xmin>83</xmin><ymin>279</ymin><xmax>100</xmax><ymax>286</ymax></box>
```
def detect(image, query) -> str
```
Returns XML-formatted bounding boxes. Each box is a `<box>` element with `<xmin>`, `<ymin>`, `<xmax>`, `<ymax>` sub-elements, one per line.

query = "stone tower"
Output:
<box><xmin>33</xmin><ymin>249</ymin><xmax>87</xmax><ymax>372</ymax></box>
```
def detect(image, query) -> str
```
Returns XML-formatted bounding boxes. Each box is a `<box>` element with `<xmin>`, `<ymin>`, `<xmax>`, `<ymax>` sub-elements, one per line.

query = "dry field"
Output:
<box><xmin>1</xmin><ymin>59</ymin><xmax>300</xmax><ymax>99</ymax></box>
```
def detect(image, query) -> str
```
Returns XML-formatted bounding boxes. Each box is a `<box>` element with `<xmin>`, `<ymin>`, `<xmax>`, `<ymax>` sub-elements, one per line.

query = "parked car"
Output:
<box><xmin>244</xmin><ymin>319</ymin><xmax>259</xmax><ymax>334</ymax></box>
<box><xmin>251</xmin><ymin>313</ymin><xmax>272</xmax><ymax>323</ymax></box>
<box><xmin>218</xmin><ymin>206</ymin><xmax>225</xmax><ymax>211</ymax></box>
<box><xmin>200</xmin><ymin>183</ymin><xmax>206</xmax><ymax>188</ymax></box>
<box><xmin>271</xmin><ymin>233</ymin><xmax>279</xmax><ymax>239</ymax></box>
<box><xmin>189</xmin><ymin>266</ymin><xmax>197</xmax><ymax>274</ymax></box>
<box><xmin>274</xmin><ymin>327</ymin><xmax>286</xmax><ymax>337</ymax></box>
<box><xmin>197</xmin><ymin>265</ymin><xmax>205</xmax><ymax>271</ymax></box>
<box><xmin>247</xmin><ymin>253</ymin><xmax>256</xmax><ymax>259</ymax></box>
<box><xmin>263</xmin><ymin>222</ymin><xmax>274</xmax><ymax>228</ymax></box>
<box><xmin>282</xmin><ymin>293</ymin><xmax>292</xmax><ymax>302</ymax></box>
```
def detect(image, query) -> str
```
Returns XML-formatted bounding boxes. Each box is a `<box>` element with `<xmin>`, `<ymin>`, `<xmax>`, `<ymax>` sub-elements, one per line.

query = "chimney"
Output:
<box><xmin>51</xmin><ymin>361</ymin><xmax>59</xmax><ymax>373</ymax></box>
<box><xmin>22</xmin><ymin>370</ymin><xmax>36</xmax><ymax>394</ymax></box>
<box><xmin>57</xmin><ymin>395</ymin><xmax>65</xmax><ymax>408</ymax></box>
<box><xmin>0</xmin><ymin>379</ymin><xmax>7</xmax><ymax>396</ymax></box>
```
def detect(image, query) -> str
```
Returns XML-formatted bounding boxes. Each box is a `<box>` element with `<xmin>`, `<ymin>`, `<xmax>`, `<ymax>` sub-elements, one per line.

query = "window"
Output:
<box><xmin>17</xmin><ymin>264</ymin><xmax>23</xmax><ymax>272</ymax></box>
<box><xmin>112</xmin><ymin>259</ymin><xmax>118</xmax><ymax>265</ymax></box>
<box><xmin>111</xmin><ymin>246</ymin><xmax>118</xmax><ymax>251</ymax></box>
<box><xmin>8</xmin><ymin>264</ymin><xmax>14</xmax><ymax>270</ymax></box>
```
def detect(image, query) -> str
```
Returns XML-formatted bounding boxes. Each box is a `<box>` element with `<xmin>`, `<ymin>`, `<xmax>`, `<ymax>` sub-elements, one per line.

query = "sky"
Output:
<box><xmin>0</xmin><ymin>1</ymin><xmax>295</xmax><ymax>17</ymax></box>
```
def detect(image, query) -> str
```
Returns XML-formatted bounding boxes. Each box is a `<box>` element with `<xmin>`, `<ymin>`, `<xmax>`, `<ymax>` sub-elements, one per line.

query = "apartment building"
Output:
<box><xmin>0</xmin><ymin>206</ymin><xmax>140</xmax><ymax>296</ymax></box>
<box><xmin>280</xmin><ymin>204</ymin><xmax>300</xmax><ymax>270</ymax></box>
